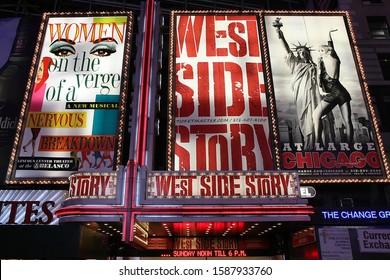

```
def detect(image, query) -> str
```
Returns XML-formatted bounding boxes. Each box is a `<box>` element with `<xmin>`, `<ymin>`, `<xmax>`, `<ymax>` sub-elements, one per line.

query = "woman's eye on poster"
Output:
<box><xmin>49</xmin><ymin>39</ymin><xmax>76</xmax><ymax>57</ymax></box>
<box><xmin>90</xmin><ymin>40</ymin><xmax>117</xmax><ymax>57</ymax></box>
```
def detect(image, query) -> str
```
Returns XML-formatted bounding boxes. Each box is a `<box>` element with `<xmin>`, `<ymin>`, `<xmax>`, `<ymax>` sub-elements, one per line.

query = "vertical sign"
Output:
<box><xmin>169</xmin><ymin>12</ymin><xmax>273</xmax><ymax>172</ymax></box>
<box><xmin>263</xmin><ymin>12</ymin><xmax>388</xmax><ymax>181</ymax></box>
<box><xmin>7</xmin><ymin>12</ymin><xmax>132</xmax><ymax>184</ymax></box>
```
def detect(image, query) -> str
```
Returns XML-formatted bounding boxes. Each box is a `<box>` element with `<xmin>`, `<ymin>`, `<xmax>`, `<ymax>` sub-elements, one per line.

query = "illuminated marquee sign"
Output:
<box><xmin>168</xmin><ymin>11</ymin><xmax>272</xmax><ymax>172</ymax></box>
<box><xmin>67</xmin><ymin>172</ymin><xmax>117</xmax><ymax>200</ymax></box>
<box><xmin>171</xmin><ymin>249</ymin><xmax>247</xmax><ymax>258</ymax></box>
<box><xmin>147</xmin><ymin>171</ymin><xmax>299</xmax><ymax>199</ymax></box>
<box><xmin>6</xmin><ymin>12</ymin><xmax>133</xmax><ymax>184</ymax></box>
<box><xmin>0</xmin><ymin>190</ymin><xmax>66</xmax><ymax>225</ymax></box>
<box><xmin>156</xmin><ymin>237</ymin><xmax>270</xmax><ymax>257</ymax></box>
<box><xmin>174</xmin><ymin>237</ymin><xmax>238</xmax><ymax>250</ymax></box>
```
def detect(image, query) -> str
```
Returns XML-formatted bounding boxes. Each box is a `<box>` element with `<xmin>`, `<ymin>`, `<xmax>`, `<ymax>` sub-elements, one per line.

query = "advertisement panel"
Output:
<box><xmin>6</xmin><ymin>12</ymin><xmax>133</xmax><ymax>184</ymax></box>
<box><xmin>169</xmin><ymin>11</ymin><xmax>273</xmax><ymax>172</ymax></box>
<box><xmin>262</xmin><ymin>12</ymin><xmax>389</xmax><ymax>182</ymax></box>
<box><xmin>147</xmin><ymin>237</ymin><xmax>270</xmax><ymax>257</ymax></box>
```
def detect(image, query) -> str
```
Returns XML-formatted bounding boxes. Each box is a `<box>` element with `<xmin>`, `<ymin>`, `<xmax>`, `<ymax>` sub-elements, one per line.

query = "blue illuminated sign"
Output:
<box><xmin>321</xmin><ymin>210</ymin><xmax>390</xmax><ymax>220</ymax></box>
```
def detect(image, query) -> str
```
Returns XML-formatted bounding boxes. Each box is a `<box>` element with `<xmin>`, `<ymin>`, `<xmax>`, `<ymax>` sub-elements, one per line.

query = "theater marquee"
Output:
<box><xmin>145</xmin><ymin>170</ymin><xmax>302</xmax><ymax>205</ymax></box>
<box><xmin>61</xmin><ymin>167</ymin><xmax>125</xmax><ymax>207</ymax></box>
<box><xmin>6</xmin><ymin>12</ymin><xmax>133</xmax><ymax>184</ymax></box>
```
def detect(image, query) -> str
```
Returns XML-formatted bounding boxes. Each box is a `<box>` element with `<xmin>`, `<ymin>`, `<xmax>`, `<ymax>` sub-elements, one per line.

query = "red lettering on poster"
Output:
<box><xmin>282</xmin><ymin>151</ymin><xmax>381</xmax><ymax>169</ymax></box>
<box><xmin>174</xmin><ymin>14</ymin><xmax>271</xmax><ymax>171</ymax></box>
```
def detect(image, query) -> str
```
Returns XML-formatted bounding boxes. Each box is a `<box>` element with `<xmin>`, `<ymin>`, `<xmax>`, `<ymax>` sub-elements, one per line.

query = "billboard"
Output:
<box><xmin>6</xmin><ymin>12</ymin><xmax>133</xmax><ymax>184</ymax></box>
<box><xmin>168</xmin><ymin>11</ymin><xmax>389</xmax><ymax>183</ymax></box>
<box><xmin>262</xmin><ymin>12</ymin><xmax>389</xmax><ymax>182</ymax></box>
<box><xmin>168</xmin><ymin>11</ymin><xmax>273</xmax><ymax>172</ymax></box>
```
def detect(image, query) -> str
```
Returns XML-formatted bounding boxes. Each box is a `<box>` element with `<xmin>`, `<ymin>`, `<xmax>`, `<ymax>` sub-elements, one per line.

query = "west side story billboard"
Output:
<box><xmin>169</xmin><ymin>11</ymin><xmax>272</xmax><ymax>172</ymax></box>
<box><xmin>6</xmin><ymin>12</ymin><xmax>133</xmax><ymax>184</ymax></box>
<box><xmin>168</xmin><ymin>10</ymin><xmax>390</xmax><ymax>183</ymax></box>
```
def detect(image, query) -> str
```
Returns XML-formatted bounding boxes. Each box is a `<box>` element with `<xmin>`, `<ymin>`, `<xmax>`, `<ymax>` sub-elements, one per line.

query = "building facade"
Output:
<box><xmin>1</xmin><ymin>0</ymin><xmax>390</xmax><ymax>260</ymax></box>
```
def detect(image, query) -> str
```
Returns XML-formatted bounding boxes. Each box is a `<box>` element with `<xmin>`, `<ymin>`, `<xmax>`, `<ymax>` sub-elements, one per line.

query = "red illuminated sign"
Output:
<box><xmin>171</xmin><ymin>249</ymin><xmax>247</xmax><ymax>257</ymax></box>
<box><xmin>170</xmin><ymin>12</ymin><xmax>272</xmax><ymax>172</ymax></box>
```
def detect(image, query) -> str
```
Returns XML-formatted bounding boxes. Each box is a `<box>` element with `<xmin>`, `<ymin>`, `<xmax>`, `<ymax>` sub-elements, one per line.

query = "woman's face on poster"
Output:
<box><xmin>36</xmin><ymin>61</ymin><xmax>44</xmax><ymax>83</ymax></box>
<box><xmin>48</xmin><ymin>37</ymin><xmax>118</xmax><ymax>58</ymax></box>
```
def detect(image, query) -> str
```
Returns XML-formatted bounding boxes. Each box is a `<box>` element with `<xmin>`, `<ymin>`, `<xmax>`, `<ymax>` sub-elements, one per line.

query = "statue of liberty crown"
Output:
<box><xmin>291</xmin><ymin>42</ymin><xmax>315</xmax><ymax>52</ymax></box>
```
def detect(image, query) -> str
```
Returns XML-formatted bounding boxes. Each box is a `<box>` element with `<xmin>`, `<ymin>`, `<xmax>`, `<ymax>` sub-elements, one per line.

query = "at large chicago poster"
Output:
<box><xmin>262</xmin><ymin>12</ymin><xmax>388</xmax><ymax>181</ymax></box>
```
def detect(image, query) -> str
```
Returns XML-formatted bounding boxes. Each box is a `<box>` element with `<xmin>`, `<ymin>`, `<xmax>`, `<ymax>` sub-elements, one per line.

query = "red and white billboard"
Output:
<box><xmin>6</xmin><ymin>12</ymin><xmax>133</xmax><ymax>184</ymax></box>
<box><xmin>262</xmin><ymin>12</ymin><xmax>389</xmax><ymax>182</ymax></box>
<box><xmin>169</xmin><ymin>12</ymin><xmax>273</xmax><ymax>172</ymax></box>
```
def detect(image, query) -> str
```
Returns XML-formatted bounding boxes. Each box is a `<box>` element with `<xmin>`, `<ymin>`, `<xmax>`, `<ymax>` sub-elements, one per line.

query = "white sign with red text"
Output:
<box><xmin>68</xmin><ymin>172</ymin><xmax>117</xmax><ymax>199</ymax></box>
<box><xmin>172</xmin><ymin>13</ymin><xmax>272</xmax><ymax>171</ymax></box>
<box><xmin>147</xmin><ymin>171</ymin><xmax>298</xmax><ymax>198</ymax></box>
